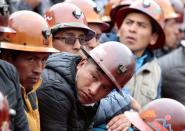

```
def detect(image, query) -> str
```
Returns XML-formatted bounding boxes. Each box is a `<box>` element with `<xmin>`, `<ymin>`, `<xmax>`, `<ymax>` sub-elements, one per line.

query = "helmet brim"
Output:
<box><xmin>88</xmin><ymin>22</ymin><xmax>110</xmax><ymax>32</ymax></box>
<box><xmin>110</xmin><ymin>3</ymin><xmax>131</xmax><ymax>23</ymax></box>
<box><xmin>51</xmin><ymin>22</ymin><xmax>95</xmax><ymax>41</ymax></box>
<box><xmin>0</xmin><ymin>27</ymin><xmax>16</xmax><ymax>33</ymax></box>
<box><xmin>0</xmin><ymin>41</ymin><xmax>59</xmax><ymax>53</ymax></box>
<box><xmin>115</xmin><ymin>8</ymin><xmax>165</xmax><ymax>49</ymax></box>
<box><xmin>124</xmin><ymin>111</ymin><xmax>153</xmax><ymax>131</ymax></box>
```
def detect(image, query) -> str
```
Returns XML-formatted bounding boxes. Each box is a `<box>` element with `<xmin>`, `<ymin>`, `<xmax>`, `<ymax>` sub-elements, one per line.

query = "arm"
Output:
<box><xmin>6</xmin><ymin>62</ymin><xmax>29</xmax><ymax>131</ymax></box>
<box><xmin>106</xmin><ymin>98</ymin><xmax>141</xmax><ymax>131</ymax></box>
<box><xmin>37</xmin><ymin>82</ymin><xmax>71</xmax><ymax>131</ymax></box>
<box><xmin>14</xmin><ymin>79</ymin><xmax>30</xmax><ymax>131</ymax></box>
<box><xmin>94</xmin><ymin>88</ymin><xmax>132</xmax><ymax>126</ymax></box>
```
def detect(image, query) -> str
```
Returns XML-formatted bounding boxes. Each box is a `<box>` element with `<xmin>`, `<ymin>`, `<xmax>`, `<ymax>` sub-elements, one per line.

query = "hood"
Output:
<box><xmin>45</xmin><ymin>52</ymin><xmax>81</xmax><ymax>85</ymax></box>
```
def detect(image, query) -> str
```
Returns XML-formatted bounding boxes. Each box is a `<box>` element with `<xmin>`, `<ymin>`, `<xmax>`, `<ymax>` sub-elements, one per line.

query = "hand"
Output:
<box><xmin>107</xmin><ymin>114</ymin><xmax>131</xmax><ymax>131</ymax></box>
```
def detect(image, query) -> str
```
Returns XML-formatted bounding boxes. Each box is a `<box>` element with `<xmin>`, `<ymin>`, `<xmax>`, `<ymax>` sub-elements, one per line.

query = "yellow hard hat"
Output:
<box><xmin>0</xmin><ymin>10</ymin><xmax>58</xmax><ymax>53</ymax></box>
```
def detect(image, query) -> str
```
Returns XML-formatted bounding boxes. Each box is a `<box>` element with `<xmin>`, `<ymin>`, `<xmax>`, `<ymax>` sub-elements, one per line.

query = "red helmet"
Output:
<box><xmin>65</xmin><ymin>0</ymin><xmax>109</xmax><ymax>32</ymax></box>
<box><xmin>44</xmin><ymin>2</ymin><xmax>95</xmax><ymax>41</ymax></box>
<box><xmin>81</xmin><ymin>41</ymin><xmax>135</xmax><ymax>89</ymax></box>
<box><xmin>0</xmin><ymin>92</ymin><xmax>10</xmax><ymax>131</ymax></box>
<box><xmin>0</xmin><ymin>10</ymin><xmax>58</xmax><ymax>53</ymax></box>
<box><xmin>125</xmin><ymin>98</ymin><xmax>185</xmax><ymax>131</ymax></box>
<box><xmin>110</xmin><ymin>0</ymin><xmax>135</xmax><ymax>23</ymax></box>
<box><xmin>115</xmin><ymin>0</ymin><xmax>165</xmax><ymax>49</ymax></box>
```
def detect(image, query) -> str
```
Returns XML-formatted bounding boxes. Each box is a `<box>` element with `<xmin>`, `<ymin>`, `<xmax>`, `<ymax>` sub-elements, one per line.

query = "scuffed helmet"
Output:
<box><xmin>81</xmin><ymin>41</ymin><xmax>135</xmax><ymax>89</ymax></box>
<box><xmin>0</xmin><ymin>10</ymin><xmax>58</xmax><ymax>53</ymax></box>
<box><xmin>115</xmin><ymin>0</ymin><xmax>165</xmax><ymax>49</ymax></box>
<box><xmin>125</xmin><ymin>98</ymin><xmax>185</xmax><ymax>131</ymax></box>
<box><xmin>65</xmin><ymin>0</ymin><xmax>109</xmax><ymax>32</ymax></box>
<box><xmin>110</xmin><ymin>0</ymin><xmax>135</xmax><ymax>23</ymax></box>
<box><xmin>44</xmin><ymin>2</ymin><xmax>95</xmax><ymax>41</ymax></box>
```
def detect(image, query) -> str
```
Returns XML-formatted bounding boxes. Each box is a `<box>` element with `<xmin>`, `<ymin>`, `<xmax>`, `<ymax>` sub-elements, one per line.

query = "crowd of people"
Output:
<box><xmin>0</xmin><ymin>0</ymin><xmax>185</xmax><ymax>131</ymax></box>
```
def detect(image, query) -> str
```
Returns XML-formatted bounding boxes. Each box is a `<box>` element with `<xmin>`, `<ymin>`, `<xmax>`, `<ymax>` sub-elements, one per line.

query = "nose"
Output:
<box><xmin>73</xmin><ymin>39</ymin><xmax>81</xmax><ymax>51</ymax></box>
<box><xmin>129</xmin><ymin>23</ymin><xmax>137</xmax><ymax>33</ymax></box>
<box><xmin>88</xmin><ymin>82</ymin><xmax>101</xmax><ymax>96</ymax></box>
<box><xmin>175</xmin><ymin>24</ymin><xmax>180</xmax><ymax>35</ymax></box>
<box><xmin>33</xmin><ymin>60</ymin><xmax>44</xmax><ymax>74</ymax></box>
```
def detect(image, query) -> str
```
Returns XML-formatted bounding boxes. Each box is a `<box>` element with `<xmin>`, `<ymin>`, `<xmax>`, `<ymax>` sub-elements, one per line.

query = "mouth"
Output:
<box><xmin>125</xmin><ymin>36</ymin><xmax>136</xmax><ymax>43</ymax></box>
<box><xmin>79</xmin><ymin>91</ymin><xmax>94</xmax><ymax>104</ymax></box>
<box><xmin>29</xmin><ymin>77</ymin><xmax>40</xmax><ymax>83</ymax></box>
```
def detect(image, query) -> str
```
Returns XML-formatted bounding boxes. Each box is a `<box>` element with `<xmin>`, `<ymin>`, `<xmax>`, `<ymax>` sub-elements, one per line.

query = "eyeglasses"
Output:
<box><xmin>53</xmin><ymin>36</ymin><xmax>87</xmax><ymax>45</ymax></box>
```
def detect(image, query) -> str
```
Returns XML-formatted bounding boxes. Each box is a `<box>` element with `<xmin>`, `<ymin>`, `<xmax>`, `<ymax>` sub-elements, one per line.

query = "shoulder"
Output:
<box><xmin>0</xmin><ymin>60</ymin><xmax>19</xmax><ymax>82</ymax></box>
<box><xmin>158</xmin><ymin>47</ymin><xmax>185</xmax><ymax>71</ymax></box>
<box><xmin>37</xmin><ymin>77</ymin><xmax>76</xmax><ymax>105</ymax></box>
<box><xmin>141</xmin><ymin>59</ymin><xmax>161</xmax><ymax>74</ymax></box>
<box><xmin>0</xmin><ymin>60</ymin><xmax>17</xmax><ymax>74</ymax></box>
<box><xmin>37</xmin><ymin>80</ymin><xmax>74</xmax><ymax>116</ymax></box>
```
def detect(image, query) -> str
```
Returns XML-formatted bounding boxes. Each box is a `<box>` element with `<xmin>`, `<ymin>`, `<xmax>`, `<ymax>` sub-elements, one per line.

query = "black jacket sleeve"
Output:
<box><xmin>11</xmin><ymin>68</ymin><xmax>30</xmax><ymax>131</ymax></box>
<box><xmin>0</xmin><ymin>60</ymin><xmax>29</xmax><ymax>131</ymax></box>
<box><xmin>37</xmin><ymin>81</ymin><xmax>72</xmax><ymax>131</ymax></box>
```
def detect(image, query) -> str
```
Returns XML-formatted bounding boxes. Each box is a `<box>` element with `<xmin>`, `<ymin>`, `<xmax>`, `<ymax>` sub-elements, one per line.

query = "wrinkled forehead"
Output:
<box><xmin>124</xmin><ymin>11</ymin><xmax>152</xmax><ymax>25</ymax></box>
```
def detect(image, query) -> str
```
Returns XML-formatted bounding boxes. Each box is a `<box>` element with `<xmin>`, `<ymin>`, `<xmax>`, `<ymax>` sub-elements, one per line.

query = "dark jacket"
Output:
<box><xmin>157</xmin><ymin>46</ymin><xmax>185</xmax><ymax>105</ymax></box>
<box><xmin>15</xmin><ymin>0</ymin><xmax>51</xmax><ymax>16</ymax></box>
<box><xmin>37</xmin><ymin>52</ymin><xmax>98</xmax><ymax>131</ymax></box>
<box><xmin>0</xmin><ymin>60</ymin><xmax>29</xmax><ymax>131</ymax></box>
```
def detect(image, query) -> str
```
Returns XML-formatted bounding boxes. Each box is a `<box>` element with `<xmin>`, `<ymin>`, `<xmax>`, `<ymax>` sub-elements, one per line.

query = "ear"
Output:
<box><xmin>76</xmin><ymin>59</ymin><xmax>87</xmax><ymax>70</ymax></box>
<box><xmin>149</xmin><ymin>33</ymin><xmax>158</xmax><ymax>46</ymax></box>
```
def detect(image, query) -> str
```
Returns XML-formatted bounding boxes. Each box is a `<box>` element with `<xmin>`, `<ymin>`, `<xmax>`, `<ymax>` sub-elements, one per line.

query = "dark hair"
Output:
<box><xmin>150</xmin><ymin>19</ymin><xmax>160</xmax><ymax>34</ymax></box>
<box><xmin>0</xmin><ymin>49</ymin><xmax>24</xmax><ymax>61</ymax></box>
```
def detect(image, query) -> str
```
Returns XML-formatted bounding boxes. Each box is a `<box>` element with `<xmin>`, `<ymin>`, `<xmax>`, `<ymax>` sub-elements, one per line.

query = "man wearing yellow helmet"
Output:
<box><xmin>0</xmin><ymin>0</ymin><xmax>29</xmax><ymax>130</ymax></box>
<box><xmin>0</xmin><ymin>10</ymin><xmax>58</xmax><ymax>131</ymax></box>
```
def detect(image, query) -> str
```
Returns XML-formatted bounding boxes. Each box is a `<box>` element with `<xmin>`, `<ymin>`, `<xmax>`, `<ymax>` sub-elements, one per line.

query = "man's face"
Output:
<box><xmin>164</xmin><ymin>18</ymin><xmax>180</xmax><ymax>49</ymax></box>
<box><xmin>12</xmin><ymin>52</ymin><xmax>50</xmax><ymax>92</ymax></box>
<box><xmin>53</xmin><ymin>29</ymin><xmax>86</xmax><ymax>55</ymax></box>
<box><xmin>119</xmin><ymin>12</ymin><xmax>158</xmax><ymax>57</ymax></box>
<box><xmin>85</xmin><ymin>24</ymin><xmax>102</xmax><ymax>50</ymax></box>
<box><xmin>76</xmin><ymin>59</ymin><xmax>114</xmax><ymax>104</ymax></box>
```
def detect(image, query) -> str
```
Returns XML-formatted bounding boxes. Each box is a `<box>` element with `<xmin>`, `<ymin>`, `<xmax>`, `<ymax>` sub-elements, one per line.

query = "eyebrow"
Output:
<box><xmin>95</xmin><ymin>67</ymin><xmax>101</xmax><ymax>79</ymax></box>
<box><xmin>125</xmin><ymin>18</ymin><xmax>150</xmax><ymax>26</ymax></box>
<box><xmin>23</xmin><ymin>53</ymin><xmax>49</xmax><ymax>59</ymax></box>
<box><xmin>96</xmin><ymin>65</ymin><xmax>115</xmax><ymax>87</ymax></box>
<box><xmin>62</xmin><ymin>32</ymin><xmax>85</xmax><ymax>37</ymax></box>
<box><xmin>88</xmin><ymin>58</ymin><xmax>109</xmax><ymax>80</ymax></box>
<box><xmin>62</xmin><ymin>32</ymin><xmax>75</xmax><ymax>36</ymax></box>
